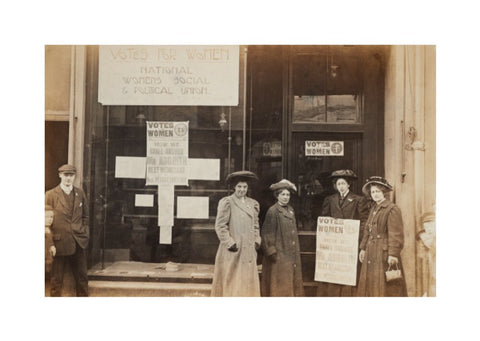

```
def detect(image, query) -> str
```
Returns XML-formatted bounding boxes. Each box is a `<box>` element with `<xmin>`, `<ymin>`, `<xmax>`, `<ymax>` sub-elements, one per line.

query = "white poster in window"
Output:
<box><xmin>187</xmin><ymin>158</ymin><xmax>220</xmax><ymax>181</ymax></box>
<box><xmin>315</xmin><ymin>217</ymin><xmax>360</xmax><ymax>286</ymax></box>
<box><xmin>115</xmin><ymin>156</ymin><xmax>146</xmax><ymax>178</ymax></box>
<box><xmin>158</xmin><ymin>185</ymin><xmax>174</xmax><ymax>227</ymax></box>
<box><xmin>135</xmin><ymin>194</ymin><xmax>154</xmax><ymax>207</ymax></box>
<box><xmin>98</xmin><ymin>45</ymin><xmax>239</xmax><ymax>106</ymax></box>
<box><xmin>159</xmin><ymin>226</ymin><xmax>172</xmax><ymax>244</ymax></box>
<box><xmin>177</xmin><ymin>196</ymin><xmax>209</xmax><ymax>219</ymax></box>
<box><xmin>146</xmin><ymin>121</ymin><xmax>189</xmax><ymax>186</ymax></box>
<box><xmin>305</xmin><ymin>141</ymin><xmax>344</xmax><ymax>156</ymax></box>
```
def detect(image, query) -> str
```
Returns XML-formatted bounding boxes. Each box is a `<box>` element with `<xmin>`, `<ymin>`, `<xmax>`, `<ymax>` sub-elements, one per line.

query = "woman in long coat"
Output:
<box><xmin>211</xmin><ymin>171</ymin><xmax>262</xmax><ymax>297</ymax></box>
<box><xmin>357</xmin><ymin>176</ymin><xmax>407</xmax><ymax>297</ymax></box>
<box><xmin>317</xmin><ymin>169</ymin><xmax>368</xmax><ymax>296</ymax></box>
<box><xmin>261</xmin><ymin>179</ymin><xmax>304</xmax><ymax>297</ymax></box>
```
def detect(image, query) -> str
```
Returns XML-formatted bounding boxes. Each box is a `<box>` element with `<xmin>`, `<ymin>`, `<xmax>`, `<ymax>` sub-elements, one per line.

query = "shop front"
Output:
<box><xmin>45</xmin><ymin>44</ymin><xmax>435</xmax><ymax>296</ymax></box>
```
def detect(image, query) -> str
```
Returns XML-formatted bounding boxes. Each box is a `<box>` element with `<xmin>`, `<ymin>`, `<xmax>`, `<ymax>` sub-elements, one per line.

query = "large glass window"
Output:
<box><xmin>93</xmin><ymin>49</ymin><xmax>249</xmax><ymax>265</ymax></box>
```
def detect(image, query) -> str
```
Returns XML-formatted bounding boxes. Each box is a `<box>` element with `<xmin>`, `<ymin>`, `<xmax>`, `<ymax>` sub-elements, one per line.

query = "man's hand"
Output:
<box><xmin>50</xmin><ymin>245</ymin><xmax>56</xmax><ymax>257</ymax></box>
<box><xmin>269</xmin><ymin>253</ymin><xmax>277</xmax><ymax>263</ymax></box>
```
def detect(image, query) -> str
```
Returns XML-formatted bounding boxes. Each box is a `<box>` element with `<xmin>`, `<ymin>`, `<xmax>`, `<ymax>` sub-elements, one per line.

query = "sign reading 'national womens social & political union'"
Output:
<box><xmin>98</xmin><ymin>45</ymin><xmax>239</xmax><ymax>106</ymax></box>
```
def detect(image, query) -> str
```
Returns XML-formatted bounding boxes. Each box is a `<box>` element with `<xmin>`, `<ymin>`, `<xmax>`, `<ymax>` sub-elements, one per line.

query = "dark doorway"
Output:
<box><xmin>45</xmin><ymin>121</ymin><xmax>69</xmax><ymax>191</ymax></box>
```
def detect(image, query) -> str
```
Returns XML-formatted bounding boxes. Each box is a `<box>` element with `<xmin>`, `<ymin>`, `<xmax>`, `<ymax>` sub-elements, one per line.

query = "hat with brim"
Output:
<box><xmin>329</xmin><ymin>169</ymin><xmax>358</xmax><ymax>181</ymax></box>
<box><xmin>362</xmin><ymin>176</ymin><xmax>393</xmax><ymax>196</ymax></box>
<box><xmin>225</xmin><ymin>170</ymin><xmax>258</xmax><ymax>185</ymax></box>
<box><xmin>269</xmin><ymin>179</ymin><xmax>297</xmax><ymax>193</ymax></box>
<box><xmin>58</xmin><ymin>164</ymin><xmax>77</xmax><ymax>174</ymax></box>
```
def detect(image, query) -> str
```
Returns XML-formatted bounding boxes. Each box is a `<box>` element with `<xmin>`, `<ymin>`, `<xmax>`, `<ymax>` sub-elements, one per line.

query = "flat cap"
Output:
<box><xmin>58</xmin><ymin>164</ymin><xmax>77</xmax><ymax>174</ymax></box>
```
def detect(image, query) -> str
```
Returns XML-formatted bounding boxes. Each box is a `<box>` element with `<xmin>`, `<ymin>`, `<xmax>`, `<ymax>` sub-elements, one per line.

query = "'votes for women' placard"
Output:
<box><xmin>146</xmin><ymin>121</ymin><xmax>189</xmax><ymax>186</ymax></box>
<box><xmin>315</xmin><ymin>217</ymin><xmax>360</xmax><ymax>286</ymax></box>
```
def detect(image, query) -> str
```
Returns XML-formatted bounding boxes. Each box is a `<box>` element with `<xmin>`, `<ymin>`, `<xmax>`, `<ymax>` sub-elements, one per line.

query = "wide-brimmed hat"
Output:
<box><xmin>58</xmin><ymin>164</ymin><xmax>77</xmax><ymax>174</ymax></box>
<box><xmin>225</xmin><ymin>170</ymin><xmax>258</xmax><ymax>185</ymax></box>
<box><xmin>329</xmin><ymin>169</ymin><xmax>357</xmax><ymax>182</ymax></box>
<box><xmin>269</xmin><ymin>179</ymin><xmax>297</xmax><ymax>192</ymax></box>
<box><xmin>329</xmin><ymin>169</ymin><xmax>358</xmax><ymax>182</ymax></box>
<box><xmin>362</xmin><ymin>176</ymin><xmax>393</xmax><ymax>196</ymax></box>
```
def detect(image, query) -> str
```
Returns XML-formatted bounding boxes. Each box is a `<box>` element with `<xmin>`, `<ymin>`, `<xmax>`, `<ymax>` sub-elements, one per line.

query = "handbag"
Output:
<box><xmin>385</xmin><ymin>263</ymin><xmax>402</xmax><ymax>282</ymax></box>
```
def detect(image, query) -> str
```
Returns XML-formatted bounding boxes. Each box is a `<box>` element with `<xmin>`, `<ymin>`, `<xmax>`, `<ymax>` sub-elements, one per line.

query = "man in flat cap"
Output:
<box><xmin>45</xmin><ymin>164</ymin><xmax>90</xmax><ymax>296</ymax></box>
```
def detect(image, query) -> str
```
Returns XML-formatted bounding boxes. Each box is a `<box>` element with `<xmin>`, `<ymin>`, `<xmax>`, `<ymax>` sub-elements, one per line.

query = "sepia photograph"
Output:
<box><xmin>45</xmin><ymin>44</ymin><xmax>436</xmax><ymax>298</ymax></box>
<box><xmin>4</xmin><ymin>1</ymin><xmax>480</xmax><ymax>340</ymax></box>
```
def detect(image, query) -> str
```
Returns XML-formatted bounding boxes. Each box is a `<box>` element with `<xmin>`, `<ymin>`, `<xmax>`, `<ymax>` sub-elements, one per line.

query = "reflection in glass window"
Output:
<box><xmin>293</xmin><ymin>96</ymin><xmax>325</xmax><ymax>123</ymax></box>
<box><xmin>326</xmin><ymin>95</ymin><xmax>359</xmax><ymax>123</ymax></box>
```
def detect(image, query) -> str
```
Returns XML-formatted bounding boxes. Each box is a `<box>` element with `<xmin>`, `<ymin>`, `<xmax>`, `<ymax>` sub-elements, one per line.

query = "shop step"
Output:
<box><xmin>88</xmin><ymin>280</ymin><xmax>212</xmax><ymax>297</ymax></box>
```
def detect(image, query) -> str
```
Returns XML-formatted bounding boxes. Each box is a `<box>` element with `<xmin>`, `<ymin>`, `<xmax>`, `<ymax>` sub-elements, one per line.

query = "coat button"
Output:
<box><xmin>367</xmin><ymin>261</ymin><xmax>371</xmax><ymax>264</ymax></box>
<box><xmin>293</xmin><ymin>264</ymin><xmax>296</xmax><ymax>267</ymax></box>
<box><xmin>377</xmin><ymin>234</ymin><xmax>381</xmax><ymax>238</ymax></box>
<box><xmin>292</xmin><ymin>241</ymin><xmax>295</xmax><ymax>245</ymax></box>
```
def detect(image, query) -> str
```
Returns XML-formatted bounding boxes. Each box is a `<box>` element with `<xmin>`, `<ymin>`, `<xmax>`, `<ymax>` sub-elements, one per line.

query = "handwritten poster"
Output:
<box><xmin>146</xmin><ymin>121</ymin><xmax>189</xmax><ymax>186</ymax></box>
<box><xmin>315</xmin><ymin>217</ymin><xmax>360</xmax><ymax>286</ymax></box>
<box><xmin>98</xmin><ymin>45</ymin><xmax>239</xmax><ymax>106</ymax></box>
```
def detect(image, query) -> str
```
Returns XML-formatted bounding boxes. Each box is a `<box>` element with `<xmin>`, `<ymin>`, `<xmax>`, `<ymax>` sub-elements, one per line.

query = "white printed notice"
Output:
<box><xmin>158</xmin><ymin>185</ymin><xmax>174</xmax><ymax>227</ymax></box>
<box><xmin>159</xmin><ymin>226</ymin><xmax>172</xmax><ymax>244</ymax></box>
<box><xmin>135</xmin><ymin>194</ymin><xmax>154</xmax><ymax>207</ymax></box>
<box><xmin>177</xmin><ymin>196</ymin><xmax>209</xmax><ymax>219</ymax></box>
<box><xmin>98</xmin><ymin>45</ymin><xmax>239</xmax><ymax>106</ymax></box>
<box><xmin>305</xmin><ymin>141</ymin><xmax>344</xmax><ymax>156</ymax></box>
<box><xmin>187</xmin><ymin>158</ymin><xmax>220</xmax><ymax>181</ymax></box>
<box><xmin>115</xmin><ymin>156</ymin><xmax>146</xmax><ymax>178</ymax></box>
<box><xmin>315</xmin><ymin>217</ymin><xmax>360</xmax><ymax>286</ymax></box>
<box><xmin>146</xmin><ymin>121</ymin><xmax>189</xmax><ymax>186</ymax></box>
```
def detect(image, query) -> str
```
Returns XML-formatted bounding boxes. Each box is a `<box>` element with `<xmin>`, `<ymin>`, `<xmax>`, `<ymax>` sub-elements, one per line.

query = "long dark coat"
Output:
<box><xmin>261</xmin><ymin>203</ymin><xmax>304</xmax><ymax>297</ymax></box>
<box><xmin>45</xmin><ymin>185</ymin><xmax>89</xmax><ymax>256</ymax></box>
<box><xmin>357</xmin><ymin>199</ymin><xmax>407</xmax><ymax>296</ymax></box>
<box><xmin>211</xmin><ymin>195</ymin><xmax>261</xmax><ymax>297</ymax></box>
<box><xmin>318</xmin><ymin>191</ymin><xmax>368</xmax><ymax>296</ymax></box>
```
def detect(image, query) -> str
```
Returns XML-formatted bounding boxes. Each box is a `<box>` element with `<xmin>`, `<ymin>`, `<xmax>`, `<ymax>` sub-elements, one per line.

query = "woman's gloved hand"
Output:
<box><xmin>228</xmin><ymin>244</ymin><xmax>238</xmax><ymax>252</ymax></box>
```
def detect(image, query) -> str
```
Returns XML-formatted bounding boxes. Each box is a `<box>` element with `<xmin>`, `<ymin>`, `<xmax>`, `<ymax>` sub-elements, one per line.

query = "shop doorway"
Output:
<box><xmin>290</xmin><ymin>132</ymin><xmax>363</xmax><ymax>231</ymax></box>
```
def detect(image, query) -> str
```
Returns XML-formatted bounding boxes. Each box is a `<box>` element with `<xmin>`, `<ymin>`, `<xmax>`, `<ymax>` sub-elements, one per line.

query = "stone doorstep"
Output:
<box><xmin>89</xmin><ymin>280</ymin><xmax>212</xmax><ymax>297</ymax></box>
<box><xmin>88</xmin><ymin>261</ymin><xmax>215</xmax><ymax>283</ymax></box>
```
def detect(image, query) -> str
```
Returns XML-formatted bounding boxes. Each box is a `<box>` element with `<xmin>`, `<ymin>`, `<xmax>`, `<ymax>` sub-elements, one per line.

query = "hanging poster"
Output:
<box><xmin>146</xmin><ymin>121</ymin><xmax>189</xmax><ymax>186</ymax></box>
<box><xmin>305</xmin><ymin>141</ymin><xmax>344</xmax><ymax>156</ymax></box>
<box><xmin>315</xmin><ymin>217</ymin><xmax>360</xmax><ymax>286</ymax></box>
<box><xmin>98</xmin><ymin>45</ymin><xmax>239</xmax><ymax>106</ymax></box>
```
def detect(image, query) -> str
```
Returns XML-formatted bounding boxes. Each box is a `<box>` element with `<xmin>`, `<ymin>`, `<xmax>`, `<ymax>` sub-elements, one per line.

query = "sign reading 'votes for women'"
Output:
<box><xmin>315</xmin><ymin>217</ymin><xmax>360</xmax><ymax>286</ymax></box>
<box><xmin>98</xmin><ymin>45</ymin><xmax>240</xmax><ymax>106</ymax></box>
<box><xmin>305</xmin><ymin>141</ymin><xmax>344</xmax><ymax>156</ymax></box>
